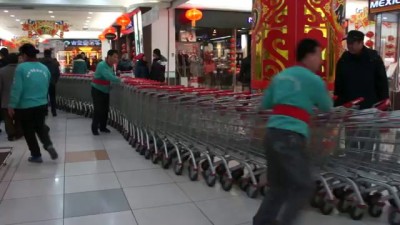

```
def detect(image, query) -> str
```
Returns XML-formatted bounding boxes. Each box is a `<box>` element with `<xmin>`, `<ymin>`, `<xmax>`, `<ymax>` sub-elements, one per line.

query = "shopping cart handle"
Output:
<box><xmin>216</xmin><ymin>91</ymin><xmax>249</xmax><ymax>97</ymax></box>
<box><xmin>343</xmin><ymin>97</ymin><xmax>364</xmax><ymax>108</ymax></box>
<box><xmin>374</xmin><ymin>98</ymin><xmax>391</xmax><ymax>111</ymax></box>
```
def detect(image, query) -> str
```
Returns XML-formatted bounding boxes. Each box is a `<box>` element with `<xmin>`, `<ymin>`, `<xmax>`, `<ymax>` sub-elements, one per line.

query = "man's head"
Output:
<box><xmin>44</xmin><ymin>49</ymin><xmax>52</xmax><ymax>58</ymax></box>
<box><xmin>19</xmin><ymin>43</ymin><xmax>39</xmax><ymax>61</ymax></box>
<box><xmin>106</xmin><ymin>50</ymin><xmax>119</xmax><ymax>66</ymax></box>
<box><xmin>80</xmin><ymin>52</ymin><xmax>86</xmax><ymax>58</ymax></box>
<box><xmin>153</xmin><ymin>48</ymin><xmax>161</xmax><ymax>59</ymax></box>
<box><xmin>345</xmin><ymin>30</ymin><xmax>364</xmax><ymax>55</ymax></box>
<box><xmin>0</xmin><ymin>48</ymin><xmax>9</xmax><ymax>59</ymax></box>
<box><xmin>7</xmin><ymin>53</ymin><xmax>19</xmax><ymax>64</ymax></box>
<box><xmin>296</xmin><ymin>38</ymin><xmax>322</xmax><ymax>73</ymax></box>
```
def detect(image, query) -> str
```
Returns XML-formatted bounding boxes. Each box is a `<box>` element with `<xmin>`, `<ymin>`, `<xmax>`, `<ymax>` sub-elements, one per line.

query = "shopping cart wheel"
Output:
<box><xmin>349</xmin><ymin>205</ymin><xmax>365</xmax><ymax>220</ymax></box>
<box><xmin>337</xmin><ymin>199</ymin><xmax>351</xmax><ymax>213</ymax></box>
<box><xmin>389</xmin><ymin>209</ymin><xmax>400</xmax><ymax>225</ymax></box>
<box><xmin>368</xmin><ymin>204</ymin><xmax>384</xmax><ymax>218</ymax></box>
<box><xmin>231</xmin><ymin>168</ymin><xmax>244</xmax><ymax>181</ymax></box>
<box><xmin>246</xmin><ymin>185</ymin><xmax>258</xmax><ymax>198</ymax></box>
<box><xmin>144</xmin><ymin>148</ymin><xmax>152</xmax><ymax>160</ymax></box>
<box><xmin>139</xmin><ymin>145</ymin><xmax>147</xmax><ymax>155</ymax></box>
<box><xmin>319</xmin><ymin>200</ymin><xmax>335</xmax><ymax>215</ymax></box>
<box><xmin>215</xmin><ymin>164</ymin><xmax>226</xmax><ymax>177</ymax></box>
<box><xmin>239</xmin><ymin>178</ymin><xmax>250</xmax><ymax>191</ymax></box>
<box><xmin>310</xmin><ymin>192</ymin><xmax>324</xmax><ymax>208</ymax></box>
<box><xmin>188</xmin><ymin>164</ymin><xmax>198</xmax><ymax>181</ymax></box>
<box><xmin>173</xmin><ymin>161</ymin><xmax>183</xmax><ymax>175</ymax></box>
<box><xmin>151</xmin><ymin>152</ymin><xmax>160</xmax><ymax>164</ymax></box>
<box><xmin>203</xmin><ymin>170</ymin><xmax>217</xmax><ymax>187</ymax></box>
<box><xmin>220</xmin><ymin>174</ymin><xmax>233</xmax><ymax>191</ymax></box>
<box><xmin>162</xmin><ymin>155</ymin><xmax>172</xmax><ymax>169</ymax></box>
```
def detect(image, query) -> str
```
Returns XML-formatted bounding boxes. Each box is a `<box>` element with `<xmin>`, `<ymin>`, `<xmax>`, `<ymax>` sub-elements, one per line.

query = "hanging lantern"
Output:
<box><xmin>185</xmin><ymin>8</ymin><xmax>203</xmax><ymax>27</ymax></box>
<box><xmin>116</xmin><ymin>14</ymin><xmax>130</xmax><ymax>30</ymax></box>
<box><xmin>98</xmin><ymin>33</ymin><xmax>106</xmax><ymax>41</ymax></box>
<box><xmin>104</xmin><ymin>27</ymin><xmax>116</xmax><ymax>40</ymax></box>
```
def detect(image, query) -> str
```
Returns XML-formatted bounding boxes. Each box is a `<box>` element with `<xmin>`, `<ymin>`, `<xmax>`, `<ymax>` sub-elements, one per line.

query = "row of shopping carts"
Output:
<box><xmin>56</xmin><ymin>74</ymin><xmax>400</xmax><ymax>225</ymax></box>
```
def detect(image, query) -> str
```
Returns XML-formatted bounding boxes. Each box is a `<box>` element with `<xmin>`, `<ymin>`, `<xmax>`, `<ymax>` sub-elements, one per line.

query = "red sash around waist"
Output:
<box><xmin>272</xmin><ymin>104</ymin><xmax>310</xmax><ymax>124</ymax></box>
<box><xmin>92</xmin><ymin>79</ymin><xmax>110</xmax><ymax>86</ymax></box>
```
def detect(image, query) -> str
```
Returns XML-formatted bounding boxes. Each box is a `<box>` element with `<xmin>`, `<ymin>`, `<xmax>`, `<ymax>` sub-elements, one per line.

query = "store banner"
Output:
<box><xmin>369</xmin><ymin>0</ymin><xmax>400</xmax><ymax>14</ymax></box>
<box><xmin>63</xmin><ymin>39</ymin><xmax>101</xmax><ymax>47</ymax></box>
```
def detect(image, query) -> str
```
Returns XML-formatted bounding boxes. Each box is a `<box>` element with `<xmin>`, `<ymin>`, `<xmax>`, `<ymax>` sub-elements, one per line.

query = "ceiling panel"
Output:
<box><xmin>179</xmin><ymin>0</ymin><xmax>252</xmax><ymax>12</ymax></box>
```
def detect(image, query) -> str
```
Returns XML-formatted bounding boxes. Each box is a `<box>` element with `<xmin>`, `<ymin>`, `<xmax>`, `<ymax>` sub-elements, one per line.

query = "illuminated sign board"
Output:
<box><xmin>369</xmin><ymin>0</ymin><xmax>400</xmax><ymax>13</ymax></box>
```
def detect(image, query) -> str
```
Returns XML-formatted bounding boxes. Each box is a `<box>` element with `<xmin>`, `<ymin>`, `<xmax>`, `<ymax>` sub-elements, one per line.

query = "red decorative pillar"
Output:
<box><xmin>251</xmin><ymin>0</ymin><xmax>346</xmax><ymax>91</ymax></box>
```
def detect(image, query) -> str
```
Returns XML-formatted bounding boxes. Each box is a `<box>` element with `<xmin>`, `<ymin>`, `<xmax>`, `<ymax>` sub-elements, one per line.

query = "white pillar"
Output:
<box><xmin>101</xmin><ymin>40</ymin><xmax>111</xmax><ymax>60</ymax></box>
<box><xmin>151</xmin><ymin>8</ymin><xmax>176</xmax><ymax>82</ymax></box>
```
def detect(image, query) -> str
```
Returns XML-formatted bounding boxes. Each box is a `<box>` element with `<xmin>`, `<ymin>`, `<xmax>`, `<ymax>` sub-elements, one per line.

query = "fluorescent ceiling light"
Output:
<box><xmin>183</xmin><ymin>0</ymin><xmax>252</xmax><ymax>12</ymax></box>
<box><xmin>51</xmin><ymin>15</ymin><xmax>55</xmax><ymax>18</ymax></box>
<box><xmin>87</xmin><ymin>16</ymin><xmax>91</xmax><ymax>19</ymax></box>
<box><xmin>10</xmin><ymin>15</ymin><xmax>14</xmax><ymax>17</ymax></box>
<box><xmin>88</xmin><ymin>12</ymin><xmax>93</xmax><ymax>14</ymax></box>
<box><xmin>48</xmin><ymin>11</ymin><xmax>53</xmax><ymax>13</ymax></box>
<box><xmin>4</xmin><ymin>10</ymin><xmax>8</xmax><ymax>13</ymax></box>
<box><xmin>16</xmin><ymin>19</ymin><xmax>20</xmax><ymax>21</ymax></box>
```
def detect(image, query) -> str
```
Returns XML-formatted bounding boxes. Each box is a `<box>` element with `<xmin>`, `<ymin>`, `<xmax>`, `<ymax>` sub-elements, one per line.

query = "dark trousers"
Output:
<box><xmin>16</xmin><ymin>105</ymin><xmax>53</xmax><ymax>157</ymax></box>
<box><xmin>2</xmin><ymin>108</ymin><xmax>22</xmax><ymax>138</ymax></box>
<box><xmin>48</xmin><ymin>83</ymin><xmax>57</xmax><ymax>114</ymax></box>
<box><xmin>91</xmin><ymin>87</ymin><xmax>109</xmax><ymax>131</ymax></box>
<box><xmin>253</xmin><ymin>128</ymin><xmax>313</xmax><ymax>225</ymax></box>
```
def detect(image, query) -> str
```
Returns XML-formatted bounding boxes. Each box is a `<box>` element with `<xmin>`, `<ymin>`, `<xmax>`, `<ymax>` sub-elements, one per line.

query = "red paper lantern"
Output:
<box><xmin>98</xmin><ymin>33</ymin><xmax>105</xmax><ymax>41</ymax></box>
<box><xmin>365</xmin><ymin>40</ymin><xmax>374</xmax><ymax>48</ymax></box>
<box><xmin>116</xmin><ymin>14</ymin><xmax>130</xmax><ymax>29</ymax></box>
<box><xmin>230</xmin><ymin>38</ymin><xmax>235</xmax><ymax>43</ymax></box>
<box><xmin>366</xmin><ymin>31</ymin><xmax>374</xmax><ymax>38</ymax></box>
<box><xmin>185</xmin><ymin>8</ymin><xmax>203</xmax><ymax>27</ymax></box>
<box><xmin>104</xmin><ymin>27</ymin><xmax>116</xmax><ymax>40</ymax></box>
<box><xmin>388</xmin><ymin>35</ymin><xmax>395</xmax><ymax>42</ymax></box>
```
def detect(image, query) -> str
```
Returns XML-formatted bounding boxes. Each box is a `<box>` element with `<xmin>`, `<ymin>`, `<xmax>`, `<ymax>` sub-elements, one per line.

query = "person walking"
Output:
<box><xmin>335</xmin><ymin>30</ymin><xmax>389</xmax><ymax>109</ymax></box>
<box><xmin>0</xmin><ymin>53</ymin><xmax>23</xmax><ymax>141</ymax></box>
<box><xmin>238</xmin><ymin>55</ymin><xmax>251</xmax><ymax>90</ymax></box>
<box><xmin>0</xmin><ymin>48</ymin><xmax>9</xmax><ymax>68</ymax></box>
<box><xmin>40</xmin><ymin>49</ymin><xmax>60</xmax><ymax>117</ymax></box>
<box><xmin>150</xmin><ymin>49</ymin><xmax>166</xmax><ymax>82</ymax></box>
<box><xmin>8</xmin><ymin>44</ymin><xmax>58</xmax><ymax>163</ymax></box>
<box><xmin>91</xmin><ymin>50</ymin><xmax>121</xmax><ymax>136</ymax></box>
<box><xmin>253</xmin><ymin>39</ymin><xmax>332</xmax><ymax>225</ymax></box>
<box><xmin>72</xmin><ymin>54</ymin><xmax>87</xmax><ymax>74</ymax></box>
<box><xmin>134</xmin><ymin>53</ymin><xmax>149</xmax><ymax>78</ymax></box>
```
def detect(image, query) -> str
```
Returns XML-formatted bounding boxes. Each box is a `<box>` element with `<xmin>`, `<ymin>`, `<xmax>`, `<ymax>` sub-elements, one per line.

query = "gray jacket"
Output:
<box><xmin>0</xmin><ymin>64</ymin><xmax>17</xmax><ymax>109</ymax></box>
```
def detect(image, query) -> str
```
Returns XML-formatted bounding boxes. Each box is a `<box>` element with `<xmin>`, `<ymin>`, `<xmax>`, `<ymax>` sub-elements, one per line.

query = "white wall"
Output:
<box><xmin>101</xmin><ymin>40</ymin><xmax>111</xmax><ymax>60</ymax></box>
<box><xmin>151</xmin><ymin>8</ymin><xmax>176</xmax><ymax>78</ymax></box>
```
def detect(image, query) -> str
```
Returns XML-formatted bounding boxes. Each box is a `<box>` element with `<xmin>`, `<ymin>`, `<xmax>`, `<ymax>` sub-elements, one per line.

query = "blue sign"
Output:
<box><xmin>63</xmin><ymin>39</ymin><xmax>101</xmax><ymax>47</ymax></box>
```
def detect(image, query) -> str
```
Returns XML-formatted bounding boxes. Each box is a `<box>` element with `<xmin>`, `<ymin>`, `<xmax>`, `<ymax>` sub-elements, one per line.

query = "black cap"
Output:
<box><xmin>344</xmin><ymin>30</ymin><xmax>365</xmax><ymax>43</ymax></box>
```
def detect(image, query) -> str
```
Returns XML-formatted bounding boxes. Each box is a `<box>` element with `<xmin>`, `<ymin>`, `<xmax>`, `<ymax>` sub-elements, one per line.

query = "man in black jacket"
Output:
<box><xmin>335</xmin><ymin>30</ymin><xmax>389</xmax><ymax>109</ymax></box>
<box><xmin>40</xmin><ymin>49</ymin><xmax>60</xmax><ymax>117</ymax></box>
<box><xmin>150</xmin><ymin>49</ymin><xmax>166</xmax><ymax>82</ymax></box>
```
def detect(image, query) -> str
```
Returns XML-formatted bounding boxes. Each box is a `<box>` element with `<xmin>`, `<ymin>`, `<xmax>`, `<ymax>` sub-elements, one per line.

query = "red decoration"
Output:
<box><xmin>251</xmin><ymin>0</ymin><xmax>345</xmax><ymax>90</ymax></box>
<box><xmin>98</xmin><ymin>34</ymin><xmax>105</xmax><ymax>41</ymax></box>
<box><xmin>105</xmin><ymin>27</ymin><xmax>115</xmax><ymax>34</ymax></box>
<box><xmin>116</xmin><ymin>14</ymin><xmax>130</xmax><ymax>29</ymax></box>
<box><xmin>388</xmin><ymin>35</ymin><xmax>395</xmax><ymax>42</ymax></box>
<box><xmin>365</xmin><ymin>40</ymin><xmax>374</xmax><ymax>48</ymax></box>
<box><xmin>185</xmin><ymin>8</ymin><xmax>203</xmax><ymax>27</ymax></box>
<box><xmin>366</xmin><ymin>31</ymin><xmax>374</xmax><ymax>38</ymax></box>
<box><xmin>386</xmin><ymin>44</ymin><xmax>395</xmax><ymax>49</ymax></box>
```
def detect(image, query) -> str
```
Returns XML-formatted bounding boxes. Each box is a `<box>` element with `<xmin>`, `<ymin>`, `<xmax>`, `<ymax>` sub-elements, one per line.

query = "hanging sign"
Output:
<box><xmin>369</xmin><ymin>0</ymin><xmax>400</xmax><ymax>13</ymax></box>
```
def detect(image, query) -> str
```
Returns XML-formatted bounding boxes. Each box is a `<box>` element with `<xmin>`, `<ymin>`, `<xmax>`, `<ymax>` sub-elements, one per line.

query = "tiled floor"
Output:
<box><xmin>0</xmin><ymin>112</ymin><xmax>389</xmax><ymax>225</ymax></box>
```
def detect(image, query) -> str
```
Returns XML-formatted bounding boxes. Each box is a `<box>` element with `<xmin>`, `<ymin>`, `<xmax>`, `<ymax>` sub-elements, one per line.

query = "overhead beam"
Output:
<box><xmin>170</xmin><ymin>0</ymin><xmax>189</xmax><ymax>8</ymax></box>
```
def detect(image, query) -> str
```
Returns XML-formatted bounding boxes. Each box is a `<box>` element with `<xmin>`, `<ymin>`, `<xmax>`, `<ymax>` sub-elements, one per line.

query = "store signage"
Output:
<box><xmin>63</xmin><ymin>39</ymin><xmax>101</xmax><ymax>47</ymax></box>
<box><xmin>369</xmin><ymin>0</ymin><xmax>400</xmax><ymax>13</ymax></box>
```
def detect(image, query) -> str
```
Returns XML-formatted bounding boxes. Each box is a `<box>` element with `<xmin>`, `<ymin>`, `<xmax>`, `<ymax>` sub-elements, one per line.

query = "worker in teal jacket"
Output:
<box><xmin>253</xmin><ymin>39</ymin><xmax>333</xmax><ymax>225</ymax></box>
<box><xmin>91</xmin><ymin>49</ymin><xmax>121</xmax><ymax>135</ymax></box>
<box><xmin>8</xmin><ymin>43</ymin><xmax>58</xmax><ymax>163</ymax></box>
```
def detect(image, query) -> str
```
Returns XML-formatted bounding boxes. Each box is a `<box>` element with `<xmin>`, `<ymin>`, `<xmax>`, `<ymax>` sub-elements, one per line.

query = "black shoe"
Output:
<box><xmin>100</xmin><ymin>128</ymin><xmax>111</xmax><ymax>133</ymax></box>
<box><xmin>92</xmin><ymin>129</ymin><xmax>100</xmax><ymax>136</ymax></box>
<box><xmin>46</xmin><ymin>146</ymin><xmax>58</xmax><ymax>160</ymax></box>
<box><xmin>28</xmin><ymin>156</ymin><xmax>43</xmax><ymax>163</ymax></box>
<box><xmin>52</xmin><ymin>112</ymin><xmax>57</xmax><ymax>117</ymax></box>
<box><xmin>7</xmin><ymin>136</ymin><xmax>15</xmax><ymax>141</ymax></box>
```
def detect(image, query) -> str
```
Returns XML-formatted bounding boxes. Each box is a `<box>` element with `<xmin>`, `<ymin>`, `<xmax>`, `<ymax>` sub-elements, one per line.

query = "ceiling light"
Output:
<box><xmin>4</xmin><ymin>10</ymin><xmax>8</xmax><ymax>13</ymax></box>
<box><xmin>51</xmin><ymin>15</ymin><xmax>55</xmax><ymax>18</ymax></box>
<box><xmin>88</xmin><ymin>12</ymin><xmax>93</xmax><ymax>14</ymax></box>
<box><xmin>16</xmin><ymin>19</ymin><xmax>20</xmax><ymax>22</ymax></box>
<box><xmin>10</xmin><ymin>15</ymin><xmax>15</xmax><ymax>17</ymax></box>
<box><xmin>383</xmin><ymin>17</ymin><xmax>388</xmax><ymax>20</ymax></box>
<box><xmin>87</xmin><ymin>16</ymin><xmax>91</xmax><ymax>19</ymax></box>
<box><xmin>48</xmin><ymin>11</ymin><xmax>53</xmax><ymax>13</ymax></box>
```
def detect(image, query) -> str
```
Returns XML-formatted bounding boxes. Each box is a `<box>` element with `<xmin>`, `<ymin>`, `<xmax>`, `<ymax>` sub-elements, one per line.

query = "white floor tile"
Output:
<box><xmin>0</xmin><ymin>195</ymin><xmax>63</xmax><ymax>225</ymax></box>
<box><xmin>65</xmin><ymin>172</ymin><xmax>121</xmax><ymax>193</ymax></box>
<box><xmin>12</xmin><ymin>162</ymin><xmax>64</xmax><ymax>181</ymax></box>
<box><xmin>106</xmin><ymin>149</ymin><xmax>140</xmax><ymax>160</ymax></box>
<box><xmin>65</xmin><ymin>160</ymin><xmax>114</xmax><ymax>176</ymax></box>
<box><xmin>12</xmin><ymin>219</ymin><xmax>63</xmax><ymax>225</ymax></box>
<box><xmin>124</xmin><ymin>183</ymin><xmax>191</xmax><ymax>209</ymax></box>
<box><xmin>4</xmin><ymin>177</ymin><xmax>64</xmax><ymax>199</ymax></box>
<box><xmin>133</xmin><ymin>203</ymin><xmax>212</xmax><ymax>225</ymax></box>
<box><xmin>102</xmin><ymin>139</ymin><xmax>132</xmax><ymax>150</ymax></box>
<box><xmin>195</xmin><ymin>196</ymin><xmax>260</xmax><ymax>225</ymax></box>
<box><xmin>64</xmin><ymin>211</ymin><xmax>137</xmax><ymax>225</ymax></box>
<box><xmin>110</xmin><ymin>157</ymin><xmax>159</xmax><ymax>172</ymax></box>
<box><xmin>116</xmin><ymin>169</ymin><xmax>173</xmax><ymax>188</ymax></box>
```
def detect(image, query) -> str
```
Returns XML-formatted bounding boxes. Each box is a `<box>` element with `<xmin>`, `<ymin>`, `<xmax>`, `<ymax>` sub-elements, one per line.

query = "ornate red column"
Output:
<box><xmin>251</xmin><ymin>0</ymin><xmax>346</xmax><ymax>91</ymax></box>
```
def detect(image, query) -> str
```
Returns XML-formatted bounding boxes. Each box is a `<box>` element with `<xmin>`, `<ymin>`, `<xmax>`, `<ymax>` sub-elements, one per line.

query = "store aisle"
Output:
<box><xmin>0</xmin><ymin>112</ymin><xmax>389</xmax><ymax>225</ymax></box>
